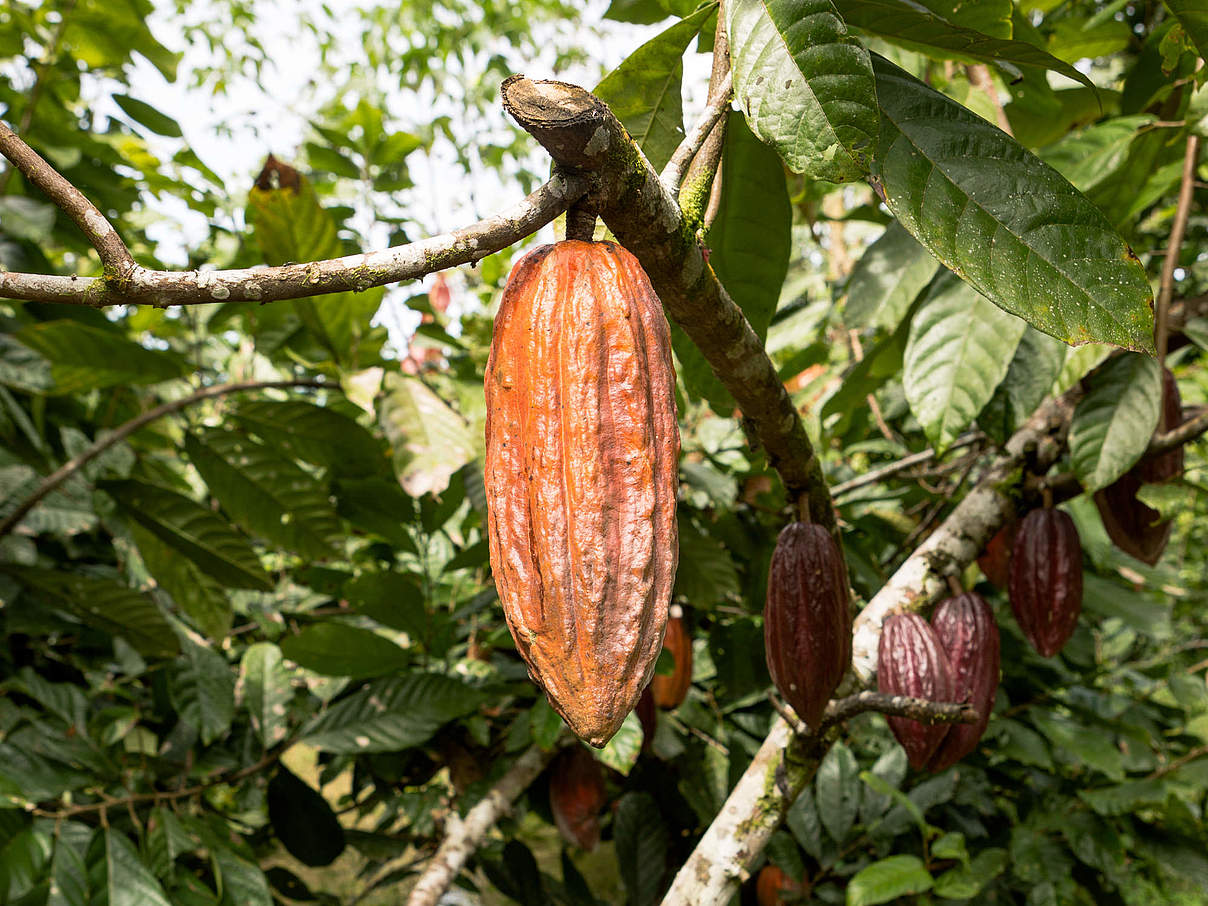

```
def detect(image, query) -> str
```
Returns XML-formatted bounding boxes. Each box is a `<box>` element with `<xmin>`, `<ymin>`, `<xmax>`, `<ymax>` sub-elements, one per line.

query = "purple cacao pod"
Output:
<box><xmin>1136</xmin><ymin>367</ymin><xmax>1184</xmax><ymax>484</ymax></box>
<box><xmin>1094</xmin><ymin>471</ymin><xmax>1171</xmax><ymax>566</ymax></box>
<box><xmin>764</xmin><ymin>522</ymin><xmax>850</xmax><ymax>729</ymax></box>
<box><xmin>877</xmin><ymin>613</ymin><xmax>955</xmax><ymax>770</ymax></box>
<box><xmin>1008</xmin><ymin>508</ymin><xmax>1083</xmax><ymax>657</ymax></box>
<box><xmin>927</xmin><ymin>592</ymin><xmax>1000</xmax><ymax>771</ymax></box>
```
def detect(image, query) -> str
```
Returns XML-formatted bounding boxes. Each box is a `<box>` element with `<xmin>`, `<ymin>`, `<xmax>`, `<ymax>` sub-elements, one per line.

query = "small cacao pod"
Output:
<box><xmin>548</xmin><ymin>746</ymin><xmax>608</xmax><ymax>851</ymax></box>
<box><xmin>635</xmin><ymin>685</ymin><xmax>656</xmax><ymax>752</ymax></box>
<box><xmin>1008</xmin><ymin>508</ymin><xmax>1083</xmax><ymax>657</ymax></box>
<box><xmin>1094</xmin><ymin>471</ymin><xmax>1171</xmax><ymax>566</ymax></box>
<box><xmin>977</xmin><ymin>521</ymin><xmax>1015</xmax><ymax>589</ymax></box>
<box><xmin>764</xmin><ymin>522</ymin><xmax>850</xmax><ymax>729</ymax></box>
<box><xmin>927</xmin><ymin>592</ymin><xmax>999</xmax><ymax>771</ymax></box>
<box><xmin>877</xmin><ymin>613</ymin><xmax>955</xmax><ymax>770</ymax></box>
<box><xmin>484</xmin><ymin>241</ymin><xmax>680</xmax><ymax>747</ymax></box>
<box><xmin>755</xmin><ymin>864</ymin><xmax>806</xmax><ymax>905</ymax></box>
<box><xmin>651</xmin><ymin>609</ymin><xmax>693</xmax><ymax>709</ymax></box>
<box><xmin>1135</xmin><ymin>367</ymin><xmax>1184</xmax><ymax>484</ymax></box>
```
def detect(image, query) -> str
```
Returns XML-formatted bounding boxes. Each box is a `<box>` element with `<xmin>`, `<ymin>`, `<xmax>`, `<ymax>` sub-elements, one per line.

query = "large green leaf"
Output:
<box><xmin>614</xmin><ymin>793</ymin><xmax>670</xmax><ymax>906</ymax></box>
<box><xmin>1040</xmin><ymin>116</ymin><xmax>1154</xmax><ymax>194</ymax></box>
<box><xmin>1167</xmin><ymin>0</ymin><xmax>1208</xmax><ymax>60</ymax></box>
<box><xmin>844</xmin><ymin>221</ymin><xmax>939</xmax><ymax>331</ymax></box>
<box><xmin>212</xmin><ymin>848</ymin><xmax>272</xmax><ymax>906</ymax></box>
<box><xmin>185</xmin><ymin>430</ymin><xmax>340</xmax><ymax>559</ymax></box>
<box><xmin>280</xmin><ymin>623</ymin><xmax>410</xmax><ymax>678</ymax></box>
<box><xmin>168</xmin><ymin>637</ymin><xmax>236</xmax><ymax>745</ymax></box>
<box><xmin>1068</xmin><ymin>353</ymin><xmax>1162</xmax><ymax>492</ymax></box>
<box><xmin>594</xmin><ymin>5</ymin><xmax>714</xmax><ymax>174</ymax></box>
<box><xmin>89</xmin><ymin>830</ymin><xmax>172</xmax><ymax>906</ymax></box>
<box><xmin>837</xmin><ymin>0</ymin><xmax>1094</xmax><ymax>89</ymax></box>
<box><xmin>15</xmin><ymin>321</ymin><xmax>190</xmax><ymax>394</ymax></box>
<box><xmin>870</xmin><ymin>55</ymin><xmax>1154</xmax><ymax>352</ymax></box>
<box><xmin>302</xmin><ymin>673</ymin><xmax>487</xmax><ymax>753</ymax></box>
<box><xmin>903</xmin><ymin>275</ymin><xmax>1027</xmax><ymax>451</ymax></box>
<box><xmin>345</xmin><ymin>571</ymin><xmax>428</xmax><ymax>639</ymax></box>
<box><xmin>978</xmin><ymin>326</ymin><xmax>1066</xmax><ymax>442</ymax></box>
<box><xmin>727</xmin><ymin>0</ymin><xmax>877</xmax><ymax>181</ymax></box>
<box><xmin>241</xmin><ymin>643</ymin><xmax>292</xmax><ymax>748</ymax></box>
<box><xmin>816</xmin><ymin>741</ymin><xmax>861</xmax><ymax>844</ymax></box>
<box><xmin>916</xmin><ymin>0</ymin><xmax>1010</xmax><ymax>38</ymax></box>
<box><xmin>847</xmin><ymin>855</ymin><xmax>933</xmax><ymax>905</ymax></box>
<box><xmin>3</xmin><ymin>567</ymin><xmax>179</xmax><ymax>658</ymax></box>
<box><xmin>129</xmin><ymin>521</ymin><xmax>232</xmax><ymax>642</ymax></box>
<box><xmin>106</xmin><ymin>481</ymin><xmax>272</xmax><ymax>591</ymax></box>
<box><xmin>231</xmin><ymin>399</ymin><xmax>384</xmax><ymax>477</ymax></box>
<box><xmin>379</xmin><ymin>372</ymin><xmax>477</xmax><ymax>497</ymax></box>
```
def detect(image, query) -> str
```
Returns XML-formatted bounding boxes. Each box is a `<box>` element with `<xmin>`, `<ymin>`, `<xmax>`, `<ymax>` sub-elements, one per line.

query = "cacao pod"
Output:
<box><xmin>1094</xmin><ymin>471</ymin><xmax>1171</xmax><ymax>566</ymax></box>
<box><xmin>877</xmin><ymin>613</ymin><xmax>955</xmax><ymax>770</ymax></box>
<box><xmin>636</xmin><ymin>685</ymin><xmax>656</xmax><ymax>752</ymax></box>
<box><xmin>764</xmin><ymin>522</ymin><xmax>850</xmax><ymax>729</ymax></box>
<box><xmin>484</xmin><ymin>241</ymin><xmax>680</xmax><ymax>747</ymax></box>
<box><xmin>977</xmin><ymin>521</ymin><xmax>1015</xmax><ymax>589</ymax></box>
<box><xmin>927</xmin><ymin>592</ymin><xmax>999</xmax><ymax>771</ymax></box>
<box><xmin>755</xmin><ymin>864</ymin><xmax>806</xmax><ymax>905</ymax></box>
<box><xmin>1008</xmin><ymin>508</ymin><xmax>1083</xmax><ymax>657</ymax></box>
<box><xmin>1135</xmin><ymin>367</ymin><xmax>1184</xmax><ymax>484</ymax></box>
<box><xmin>548</xmin><ymin>745</ymin><xmax>608</xmax><ymax>851</ymax></box>
<box><xmin>651</xmin><ymin>610</ymin><xmax>693</xmax><ymax>709</ymax></box>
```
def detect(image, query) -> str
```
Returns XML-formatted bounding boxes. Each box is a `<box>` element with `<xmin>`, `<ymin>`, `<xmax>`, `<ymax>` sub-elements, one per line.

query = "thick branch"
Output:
<box><xmin>0</xmin><ymin>379</ymin><xmax>323</xmax><ymax>539</ymax></box>
<box><xmin>402</xmin><ymin>740</ymin><xmax>562</xmax><ymax>906</ymax></box>
<box><xmin>0</xmin><ymin>174</ymin><xmax>587</xmax><ymax>307</ymax></box>
<box><xmin>819</xmin><ymin>692</ymin><xmax>977</xmax><ymax>732</ymax></box>
<box><xmin>501</xmin><ymin>76</ymin><xmax>836</xmax><ymax>532</ymax></box>
<box><xmin>0</xmin><ymin>119</ymin><xmax>136</xmax><ymax>273</ymax></box>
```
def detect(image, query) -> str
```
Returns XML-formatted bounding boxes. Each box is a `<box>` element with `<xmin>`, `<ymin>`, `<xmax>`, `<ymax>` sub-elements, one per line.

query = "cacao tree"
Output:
<box><xmin>1</xmin><ymin>1</ymin><xmax>1207</xmax><ymax>905</ymax></box>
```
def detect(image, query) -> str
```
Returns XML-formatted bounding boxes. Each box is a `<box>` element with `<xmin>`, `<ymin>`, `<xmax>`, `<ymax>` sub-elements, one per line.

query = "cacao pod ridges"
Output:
<box><xmin>877</xmin><ymin>613</ymin><xmax>955</xmax><ymax>770</ymax></box>
<box><xmin>927</xmin><ymin>592</ymin><xmax>1000</xmax><ymax>772</ymax></box>
<box><xmin>764</xmin><ymin>522</ymin><xmax>851</xmax><ymax>729</ymax></box>
<box><xmin>1008</xmin><ymin>508</ymin><xmax>1083</xmax><ymax>658</ymax></box>
<box><xmin>548</xmin><ymin>745</ymin><xmax>608</xmax><ymax>851</ymax></box>
<box><xmin>484</xmin><ymin>240</ymin><xmax>680</xmax><ymax>747</ymax></box>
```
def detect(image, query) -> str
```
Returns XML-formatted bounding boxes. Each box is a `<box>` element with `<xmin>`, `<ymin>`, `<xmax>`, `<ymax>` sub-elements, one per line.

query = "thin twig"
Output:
<box><xmin>0</xmin><ymin>379</ymin><xmax>324</xmax><ymax>539</ymax></box>
<box><xmin>832</xmin><ymin>432</ymin><xmax>984</xmax><ymax>498</ymax></box>
<box><xmin>1148</xmin><ymin>743</ymin><xmax>1208</xmax><ymax>780</ymax></box>
<box><xmin>1156</xmin><ymin>134</ymin><xmax>1200</xmax><ymax>365</ymax></box>
<box><xmin>1149</xmin><ymin>405</ymin><xmax>1208</xmax><ymax>454</ymax></box>
<box><xmin>818</xmin><ymin>691</ymin><xmax>978</xmax><ymax>734</ymax></box>
<box><xmin>662</xmin><ymin>71</ymin><xmax>733</xmax><ymax>193</ymax></box>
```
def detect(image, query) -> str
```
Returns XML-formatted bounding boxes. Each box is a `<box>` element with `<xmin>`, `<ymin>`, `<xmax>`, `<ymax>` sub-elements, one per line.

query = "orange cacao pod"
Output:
<box><xmin>755</xmin><ymin>864</ymin><xmax>805</xmax><ymax>905</ymax></box>
<box><xmin>764</xmin><ymin>522</ymin><xmax>850</xmax><ymax>729</ymax></box>
<box><xmin>927</xmin><ymin>592</ymin><xmax>999</xmax><ymax>771</ymax></box>
<box><xmin>548</xmin><ymin>746</ymin><xmax>607</xmax><ymax>850</ymax></box>
<box><xmin>1136</xmin><ymin>367</ymin><xmax>1184</xmax><ymax>484</ymax></box>
<box><xmin>878</xmin><ymin>613</ymin><xmax>955</xmax><ymax>770</ymax></box>
<box><xmin>977</xmin><ymin>521</ymin><xmax>1015</xmax><ymax>589</ymax></box>
<box><xmin>484</xmin><ymin>240</ymin><xmax>679</xmax><ymax>747</ymax></box>
<box><xmin>1008</xmin><ymin>508</ymin><xmax>1083</xmax><ymax>657</ymax></box>
<box><xmin>651</xmin><ymin>610</ymin><xmax>693</xmax><ymax>709</ymax></box>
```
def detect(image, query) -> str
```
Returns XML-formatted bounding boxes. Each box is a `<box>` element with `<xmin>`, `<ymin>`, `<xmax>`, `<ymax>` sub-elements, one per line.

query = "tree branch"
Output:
<box><xmin>832</xmin><ymin>432</ymin><xmax>984</xmax><ymax>498</ymax></box>
<box><xmin>0</xmin><ymin>379</ymin><xmax>324</xmax><ymax>540</ymax></box>
<box><xmin>819</xmin><ymin>691</ymin><xmax>977</xmax><ymax>732</ymax></box>
<box><xmin>661</xmin><ymin>70</ymin><xmax>732</xmax><ymax>192</ymax></box>
<box><xmin>500</xmin><ymin>76</ymin><xmax>837</xmax><ymax>534</ymax></box>
<box><xmin>681</xmin><ymin>3</ymin><xmax>731</xmax><ymax>222</ymax></box>
<box><xmin>0</xmin><ymin>118</ymin><xmax>136</xmax><ymax>273</ymax></box>
<box><xmin>1155</xmin><ymin>133</ymin><xmax>1200</xmax><ymax>365</ymax></box>
<box><xmin>0</xmin><ymin>172</ymin><xmax>588</xmax><ymax>307</ymax></box>
<box><xmin>1150</xmin><ymin>405</ymin><xmax>1208</xmax><ymax>454</ymax></box>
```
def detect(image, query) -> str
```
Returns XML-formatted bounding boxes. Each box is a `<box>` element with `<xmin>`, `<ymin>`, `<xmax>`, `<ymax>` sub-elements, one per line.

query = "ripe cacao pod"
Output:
<box><xmin>484</xmin><ymin>240</ymin><xmax>680</xmax><ymax>747</ymax></box>
<box><xmin>877</xmin><ymin>613</ymin><xmax>955</xmax><ymax>770</ymax></box>
<box><xmin>764</xmin><ymin>522</ymin><xmax>850</xmax><ymax>729</ymax></box>
<box><xmin>548</xmin><ymin>745</ymin><xmax>608</xmax><ymax>851</ymax></box>
<box><xmin>977</xmin><ymin>521</ymin><xmax>1015</xmax><ymax>589</ymax></box>
<box><xmin>1008</xmin><ymin>508</ymin><xmax>1083</xmax><ymax>657</ymax></box>
<box><xmin>927</xmin><ymin>592</ymin><xmax>999</xmax><ymax>771</ymax></box>
<box><xmin>755</xmin><ymin>864</ymin><xmax>806</xmax><ymax>905</ymax></box>
<box><xmin>1136</xmin><ymin>367</ymin><xmax>1184</xmax><ymax>484</ymax></box>
<box><xmin>1094</xmin><ymin>472</ymin><xmax>1171</xmax><ymax>566</ymax></box>
<box><xmin>651</xmin><ymin>610</ymin><xmax>693</xmax><ymax>710</ymax></box>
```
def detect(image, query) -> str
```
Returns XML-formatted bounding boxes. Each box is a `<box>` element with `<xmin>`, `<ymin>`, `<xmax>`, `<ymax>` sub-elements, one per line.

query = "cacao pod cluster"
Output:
<box><xmin>1095</xmin><ymin>367</ymin><xmax>1183</xmax><ymax>565</ymax></box>
<box><xmin>877</xmin><ymin>591</ymin><xmax>999</xmax><ymax>771</ymax></box>
<box><xmin>484</xmin><ymin>240</ymin><xmax>680</xmax><ymax>747</ymax></box>
<box><xmin>1008</xmin><ymin>507</ymin><xmax>1083</xmax><ymax>658</ymax></box>
<box><xmin>764</xmin><ymin>522</ymin><xmax>851</xmax><ymax>729</ymax></box>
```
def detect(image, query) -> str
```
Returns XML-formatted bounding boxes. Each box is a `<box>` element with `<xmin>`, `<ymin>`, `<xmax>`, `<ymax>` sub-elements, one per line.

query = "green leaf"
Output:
<box><xmin>0</xmin><ymin>826</ymin><xmax>52</xmax><ymax>902</ymax></box>
<box><xmin>786</xmin><ymin>787</ymin><xmax>825</xmax><ymax>862</ymax></box>
<box><xmin>1040</xmin><ymin>115</ymin><xmax>1154</xmax><ymax>194</ymax></box>
<box><xmin>1030</xmin><ymin>711</ymin><xmax>1125</xmax><ymax>780</ymax></box>
<box><xmin>1068</xmin><ymin>353</ymin><xmax>1162</xmax><ymax>492</ymax></box>
<box><xmin>169</xmin><ymin>637</ymin><xmax>236</xmax><ymax>745</ymax></box>
<box><xmin>859</xmin><ymin>748</ymin><xmax>907</xmax><ymax>824</ymax></box>
<box><xmin>1052</xmin><ymin>342</ymin><xmax>1113</xmax><ymax>396</ymax></box>
<box><xmin>2</xmin><ymin>567</ymin><xmax>179</xmax><ymax>658</ymax></box>
<box><xmin>185</xmin><ymin>430</ymin><xmax>340</xmax><ymax>560</ymax></box>
<box><xmin>915</xmin><ymin>0</ymin><xmax>1010</xmax><ymax>37</ymax></box>
<box><xmin>267</xmin><ymin>766</ymin><xmax>345</xmax><ymax>867</ymax></box>
<box><xmin>1082</xmin><ymin>573</ymin><xmax>1171</xmax><ymax>637</ymax></box>
<box><xmin>673</xmin><ymin>517</ymin><xmax>740</xmax><ymax>605</ymax></box>
<box><xmin>112</xmin><ymin>94</ymin><xmax>183</xmax><ymax>137</ymax></box>
<box><xmin>614</xmin><ymin>793</ymin><xmax>669</xmax><ymax>906</ymax></box>
<box><xmin>860</xmin><ymin>771</ymin><xmax>929</xmax><ymax>838</ymax></box>
<box><xmin>597</xmin><ymin>711</ymin><xmax>644</xmax><ymax>776</ymax></box>
<box><xmin>870</xmin><ymin>55</ymin><xmax>1154</xmax><ymax>352</ymax></box>
<box><xmin>280</xmin><ymin>623</ymin><xmax>410</xmax><ymax>678</ymax></box>
<box><xmin>0</xmin><ymin>198</ymin><xmax>55</xmax><ymax>241</ymax></box>
<box><xmin>241</xmin><ymin>643</ymin><xmax>292</xmax><ymax>748</ymax></box>
<box><xmin>727</xmin><ymin>0</ymin><xmax>878</xmax><ymax>181</ymax></box>
<box><xmin>903</xmin><ymin>274</ymin><xmax>1027</xmax><ymax>451</ymax></box>
<box><xmin>978</xmin><ymin>326</ymin><xmax>1067</xmax><ymax>442</ymax></box>
<box><xmin>334</xmin><ymin>476</ymin><xmax>417</xmax><ymax>549</ymax></box>
<box><xmin>91</xmin><ymin>830</ymin><xmax>172</xmax><ymax>906</ymax></box>
<box><xmin>212</xmin><ymin>847</ymin><xmax>272</xmax><ymax>906</ymax></box>
<box><xmin>837</xmin><ymin>0</ymin><xmax>1094</xmax><ymax>89</ymax></box>
<box><xmin>146</xmin><ymin>807</ymin><xmax>194</xmax><ymax>880</ymax></box>
<box><xmin>345</xmin><ymin>571</ymin><xmax>428</xmax><ymax>639</ymax></box>
<box><xmin>933</xmin><ymin>847</ymin><xmax>1007</xmax><ymax>899</ymax></box>
<box><xmin>47</xmin><ymin>821</ymin><xmax>91</xmax><ymax>906</ymax></box>
<box><xmin>816</xmin><ymin>741</ymin><xmax>861</xmax><ymax>844</ymax></box>
<box><xmin>106</xmin><ymin>481</ymin><xmax>272</xmax><ymax>591</ymax></box>
<box><xmin>594</xmin><ymin>5</ymin><xmax>713</xmax><ymax>174</ymax></box>
<box><xmin>302</xmin><ymin>673</ymin><xmax>487</xmax><ymax>753</ymax></box>
<box><xmin>845</xmin><ymin>222</ymin><xmax>939</xmax><ymax>331</ymax></box>
<box><xmin>232</xmin><ymin>399</ymin><xmax>384</xmax><ymax>477</ymax></box>
<box><xmin>15</xmin><ymin>321</ymin><xmax>190</xmax><ymax>394</ymax></box>
<box><xmin>846</xmin><ymin>854</ymin><xmax>933</xmax><ymax>905</ymax></box>
<box><xmin>129</xmin><ymin>522</ymin><xmax>232</xmax><ymax>642</ymax></box>
<box><xmin>379</xmin><ymin>372</ymin><xmax>477</xmax><ymax>497</ymax></box>
<box><xmin>1167</xmin><ymin>0</ymin><xmax>1208</xmax><ymax>60</ymax></box>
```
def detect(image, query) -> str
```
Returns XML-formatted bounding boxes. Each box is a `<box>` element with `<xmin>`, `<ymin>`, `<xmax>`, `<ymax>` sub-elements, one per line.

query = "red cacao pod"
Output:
<box><xmin>548</xmin><ymin>746</ymin><xmax>608</xmax><ymax>851</ymax></box>
<box><xmin>764</xmin><ymin>522</ymin><xmax>851</xmax><ymax>729</ymax></box>
<box><xmin>755</xmin><ymin>864</ymin><xmax>805</xmax><ymax>905</ymax></box>
<box><xmin>651</xmin><ymin>610</ymin><xmax>693</xmax><ymax>709</ymax></box>
<box><xmin>484</xmin><ymin>241</ymin><xmax>680</xmax><ymax>747</ymax></box>
<box><xmin>1008</xmin><ymin>508</ymin><xmax>1083</xmax><ymax>657</ymax></box>
<box><xmin>636</xmin><ymin>685</ymin><xmax>656</xmax><ymax>752</ymax></box>
<box><xmin>977</xmin><ymin>521</ymin><xmax>1015</xmax><ymax>589</ymax></box>
<box><xmin>1135</xmin><ymin>367</ymin><xmax>1184</xmax><ymax>484</ymax></box>
<box><xmin>927</xmin><ymin>592</ymin><xmax>999</xmax><ymax>771</ymax></box>
<box><xmin>1094</xmin><ymin>471</ymin><xmax>1171</xmax><ymax>566</ymax></box>
<box><xmin>877</xmin><ymin>613</ymin><xmax>955</xmax><ymax>770</ymax></box>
